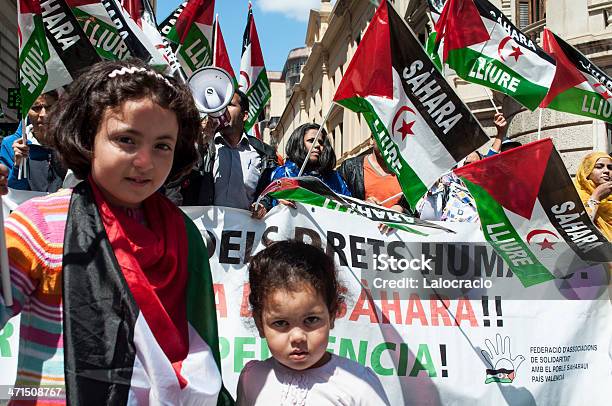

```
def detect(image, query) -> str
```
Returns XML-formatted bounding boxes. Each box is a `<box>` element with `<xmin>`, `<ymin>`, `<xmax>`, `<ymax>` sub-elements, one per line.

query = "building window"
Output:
<box><xmin>517</xmin><ymin>0</ymin><xmax>546</xmax><ymax>28</ymax></box>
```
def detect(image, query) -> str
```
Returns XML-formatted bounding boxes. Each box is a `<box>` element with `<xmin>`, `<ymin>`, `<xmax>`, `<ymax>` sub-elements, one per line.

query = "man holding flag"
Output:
<box><xmin>175</xmin><ymin>89</ymin><xmax>278</xmax><ymax>215</ymax></box>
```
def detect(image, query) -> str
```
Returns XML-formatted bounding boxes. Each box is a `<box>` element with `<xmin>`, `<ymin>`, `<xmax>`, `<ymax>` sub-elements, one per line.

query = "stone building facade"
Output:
<box><xmin>270</xmin><ymin>0</ymin><xmax>612</xmax><ymax>174</ymax></box>
<box><xmin>0</xmin><ymin>1</ymin><xmax>19</xmax><ymax>131</ymax></box>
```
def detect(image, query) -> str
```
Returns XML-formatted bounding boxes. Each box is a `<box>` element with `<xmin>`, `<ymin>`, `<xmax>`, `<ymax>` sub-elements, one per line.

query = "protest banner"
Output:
<box><xmin>187</xmin><ymin>205</ymin><xmax>608</xmax><ymax>404</ymax></box>
<box><xmin>1</xmin><ymin>202</ymin><xmax>610</xmax><ymax>404</ymax></box>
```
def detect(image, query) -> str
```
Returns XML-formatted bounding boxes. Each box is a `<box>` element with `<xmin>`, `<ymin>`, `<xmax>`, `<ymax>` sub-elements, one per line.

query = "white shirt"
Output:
<box><xmin>212</xmin><ymin>133</ymin><xmax>262</xmax><ymax>210</ymax></box>
<box><xmin>236</xmin><ymin>354</ymin><xmax>391</xmax><ymax>406</ymax></box>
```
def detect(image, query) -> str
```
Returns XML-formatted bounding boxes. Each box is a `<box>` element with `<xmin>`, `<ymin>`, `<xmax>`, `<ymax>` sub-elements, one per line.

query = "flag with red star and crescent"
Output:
<box><xmin>18</xmin><ymin>0</ymin><xmax>102</xmax><ymax>117</ymax></box>
<box><xmin>333</xmin><ymin>0</ymin><xmax>489</xmax><ymax>210</ymax></box>
<box><xmin>455</xmin><ymin>138</ymin><xmax>611</xmax><ymax>287</ymax></box>
<box><xmin>434</xmin><ymin>0</ymin><xmax>556</xmax><ymax>110</ymax></box>
<box><xmin>540</xmin><ymin>28</ymin><xmax>612</xmax><ymax>123</ymax></box>
<box><xmin>239</xmin><ymin>2</ymin><xmax>270</xmax><ymax>132</ymax></box>
<box><xmin>162</xmin><ymin>0</ymin><xmax>215</xmax><ymax>76</ymax></box>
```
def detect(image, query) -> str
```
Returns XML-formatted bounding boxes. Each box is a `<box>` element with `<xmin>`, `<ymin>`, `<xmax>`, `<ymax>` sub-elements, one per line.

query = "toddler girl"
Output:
<box><xmin>237</xmin><ymin>240</ymin><xmax>389</xmax><ymax>405</ymax></box>
<box><xmin>0</xmin><ymin>60</ymin><xmax>231</xmax><ymax>405</ymax></box>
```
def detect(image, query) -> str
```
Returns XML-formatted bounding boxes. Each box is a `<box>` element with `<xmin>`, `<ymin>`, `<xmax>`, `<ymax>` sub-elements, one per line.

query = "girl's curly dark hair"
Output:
<box><xmin>248</xmin><ymin>240</ymin><xmax>344</xmax><ymax>323</ymax></box>
<box><xmin>48</xmin><ymin>59</ymin><xmax>200</xmax><ymax>183</ymax></box>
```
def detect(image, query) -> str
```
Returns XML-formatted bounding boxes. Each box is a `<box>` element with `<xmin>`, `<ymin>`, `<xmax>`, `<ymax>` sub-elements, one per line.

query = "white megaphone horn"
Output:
<box><xmin>188</xmin><ymin>66</ymin><xmax>235</xmax><ymax>128</ymax></box>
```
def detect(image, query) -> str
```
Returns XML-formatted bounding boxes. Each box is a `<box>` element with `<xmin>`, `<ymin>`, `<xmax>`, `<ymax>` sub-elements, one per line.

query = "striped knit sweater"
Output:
<box><xmin>0</xmin><ymin>189</ymin><xmax>70</xmax><ymax>405</ymax></box>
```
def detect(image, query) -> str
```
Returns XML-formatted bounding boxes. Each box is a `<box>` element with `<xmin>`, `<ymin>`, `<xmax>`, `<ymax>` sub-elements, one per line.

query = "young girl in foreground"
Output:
<box><xmin>237</xmin><ymin>241</ymin><xmax>390</xmax><ymax>405</ymax></box>
<box><xmin>0</xmin><ymin>60</ymin><xmax>231</xmax><ymax>405</ymax></box>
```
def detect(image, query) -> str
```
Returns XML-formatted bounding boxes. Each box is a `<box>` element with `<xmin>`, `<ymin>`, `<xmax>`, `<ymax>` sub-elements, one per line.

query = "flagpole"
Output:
<box><xmin>484</xmin><ymin>88</ymin><xmax>500</xmax><ymax>114</ymax></box>
<box><xmin>213</xmin><ymin>14</ymin><xmax>219</xmax><ymax>66</ymax></box>
<box><xmin>474</xmin><ymin>10</ymin><xmax>501</xmax><ymax>116</ymax></box>
<box><xmin>537</xmin><ymin>108</ymin><xmax>543</xmax><ymax>140</ymax></box>
<box><xmin>298</xmin><ymin>103</ymin><xmax>335</xmax><ymax>177</ymax></box>
<box><xmin>379</xmin><ymin>192</ymin><xmax>404</xmax><ymax>206</ymax></box>
<box><xmin>18</xmin><ymin>117</ymin><xmax>27</xmax><ymax>180</ymax></box>
<box><xmin>0</xmin><ymin>196</ymin><xmax>13</xmax><ymax>306</ymax></box>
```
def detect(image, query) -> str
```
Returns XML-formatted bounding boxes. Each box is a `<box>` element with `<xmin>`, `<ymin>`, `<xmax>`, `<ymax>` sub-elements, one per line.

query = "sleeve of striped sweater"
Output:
<box><xmin>0</xmin><ymin>200</ymin><xmax>49</xmax><ymax>326</ymax></box>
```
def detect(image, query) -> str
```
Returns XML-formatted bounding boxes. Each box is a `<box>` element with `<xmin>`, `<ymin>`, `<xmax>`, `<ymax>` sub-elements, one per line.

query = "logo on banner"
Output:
<box><xmin>481</xmin><ymin>334</ymin><xmax>525</xmax><ymax>384</ymax></box>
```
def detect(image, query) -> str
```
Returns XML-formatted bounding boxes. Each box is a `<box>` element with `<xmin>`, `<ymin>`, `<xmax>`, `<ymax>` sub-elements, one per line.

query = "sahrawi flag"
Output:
<box><xmin>258</xmin><ymin>176</ymin><xmax>454</xmax><ymax>235</ymax></box>
<box><xmin>158</xmin><ymin>0</ymin><xmax>188</xmax><ymax>50</ymax></box>
<box><xmin>424</xmin><ymin>0</ymin><xmax>445</xmax><ymax>71</ymax></box>
<box><xmin>333</xmin><ymin>0</ymin><xmax>489</xmax><ymax>210</ymax></box>
<box><xmin>66</xmin><ymin>0</ymin><xmax>131</xmax><ymax>60</ymax></box>
<box><xmin>122</xmin><ymin>0</ymin><xmax>183</xmax><ymax>75</ymax></box>
<box><xmin>454</xmin><ymin>138</ymin><xmax>612</xmax><ymax>287</ymax></box>
<box><xmin>435</xmin><ymin>0</ymin><xmax>556</xmax><ymax>110</ymax></box>
<box><xmin>540</xmin><ymin>28</ymin><xmax>612</xmax><ymax>123</ymax></box>
<box><xmin>18</xmin><ymin>0</ymin><xmax>100</xmax><ymax>115</ymax></box>
<box><xmin>163</xmin><ymin>0</ymin><xmax>215</xmax><ymax>77</ymax></box>
<box><xmin>61</xmin><ymin>183</ymin><xmax>233</xmax><ymax>405</ymax></box>
<box><xmin>212</xmin><ymin>15</ymin><xmax>236</xmax><ymax>83</ymax></box>
<box><xmin>239</xmin><ymin>2</ymin><xmax>271</xmax><ymax>132</ymax></box>
<box><xmin>100</xmin><ymin>0</ymin><xmax>168</xmax><ymax>70</ymax></box>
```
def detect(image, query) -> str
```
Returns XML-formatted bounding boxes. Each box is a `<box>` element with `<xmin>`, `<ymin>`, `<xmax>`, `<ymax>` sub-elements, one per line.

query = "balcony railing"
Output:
<box><xmin>522</xmin><ymin>18</ymin><xmax>546</xmax><ymax>44</ymax></box>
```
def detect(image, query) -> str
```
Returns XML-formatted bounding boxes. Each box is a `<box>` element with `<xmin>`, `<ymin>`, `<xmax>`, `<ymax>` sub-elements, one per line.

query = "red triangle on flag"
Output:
<box><xmin>19</xmin><ymin>0</ymin><xmax>41</xmax><ymax>14</ymax></box>
<box><xmin>434</xmin><ymin>0</ymin><xmax>490</xmax><ymax>61</ymax></box>
<box><xmin>214</xmin><ymin>17</ymin><xmax>236</xmax><ymax>79</ymax></box>
<box><xmin>454</xmin><ymin>139</ymin><xmax>553</xmax><ymax>219</ymax></box>
<box><xmin>122</xmin><ymin>0</ymin><xmax>145</xmax><ymax>27</ymax></box>
<box><xmin>247</xmin><ymin>9</ymin><xmax>265</xmax><ymax>67</ymax></box>
<box><xmin>539</xmin><ymin>29</ymin><xmax>586</xmax><ymax>108</ymax></box>
<box><xmin>175</xmin><ymin>0</ymin><xmax>215</xmax><ymax>44</ymax></box>
<box><xmin>333</xmin><ymin>0</ymin><xmax>392</xmax><ymax>101</ymax></box>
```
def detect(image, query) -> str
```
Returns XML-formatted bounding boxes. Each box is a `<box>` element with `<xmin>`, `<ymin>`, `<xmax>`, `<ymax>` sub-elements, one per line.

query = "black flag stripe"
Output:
<box><xmin>388</xmin><ymin>4</ymin><xmax>489</xmax><ymax>161</ymax></box>
<box><xmin>41</xmin><ymin>0</ymin><xmax>101</xmax><ymax>77</ymax></box>
<box><xmin>63</xmin><ymin>181</ymin><xmax>138</xmax><ymax>405</ymax></box>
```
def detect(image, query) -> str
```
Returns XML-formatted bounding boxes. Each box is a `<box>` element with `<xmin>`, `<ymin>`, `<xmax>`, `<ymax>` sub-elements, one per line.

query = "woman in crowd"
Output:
<box><xmin>339</xmin><ymin>136</ymin><xmax>412</xmax><ymax>214</ymax></box>
<box><xmin>574</xmin><ymin>152</ymin><xmax>612</xmax><ymax>240</ymax></box>
<box><xmin>0</xmin><ymin>90</ymin><xmax>67</xmax><ymax>192</ymax></box>
<box><xmin>269</xmin><ymin>123</ymin><xmax>350</xmax><ymax>202</ymax></box>
<box><xmin>0</xmin><ymin>60</ymin><xmax>232</xmax><ymax>405</ymax></box>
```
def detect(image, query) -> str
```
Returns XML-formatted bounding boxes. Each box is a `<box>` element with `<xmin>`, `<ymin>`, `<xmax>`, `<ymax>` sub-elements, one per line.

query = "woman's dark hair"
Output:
<box><xmin>285</xmin><ymin>123</ymin><xmax>336</xmax><ymax>174</ymax></box>
<box><xmin>47</xmin><ymin>59</ymin><xmax>200</xmax><ymax>183</ymax></box>
<box><xmin>248</xmin><ymin>240</ymin><xmax>344</xmax><ymax>322</ymax></box>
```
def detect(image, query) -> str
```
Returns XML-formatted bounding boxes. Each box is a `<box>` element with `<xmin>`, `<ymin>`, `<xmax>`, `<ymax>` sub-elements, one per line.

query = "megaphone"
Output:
<box><xmin>187</xmin><ymin>66</ymin><xmax>235</xmax><ymax>128</ymax></box>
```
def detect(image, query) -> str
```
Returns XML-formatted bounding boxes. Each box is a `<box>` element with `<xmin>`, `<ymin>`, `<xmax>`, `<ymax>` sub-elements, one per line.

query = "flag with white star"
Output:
<box><xmin>434</xmin><ymin>0</ymin><xmax>556</xmax><ymax>111</ymax></box>
<box><xmin>455</xmin><ymin>138</ymin><xmax>612</xmax><ymax>287</ymax></box>
<box><xmin>333</xmin><ymin>0</ymin><xmax>489</xmax><ymax>210</ymax></box>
